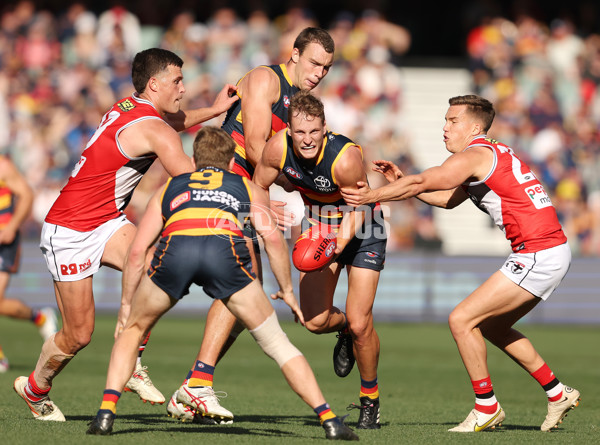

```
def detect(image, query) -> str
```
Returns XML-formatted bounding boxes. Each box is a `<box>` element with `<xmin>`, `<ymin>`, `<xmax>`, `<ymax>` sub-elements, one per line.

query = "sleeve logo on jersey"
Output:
<box><xmin>170</xmin><ymin>191</ymin><xmax>191</xmax><ymax>211</ymax></box>
<box><xmin>71</xmin><ymin>156</ymin><xmax>87</xmax><ymax>178</ymax></box>
<box><xmin>525</xmin><ymin>184</ymin><xmax>552</xmax><ymax>209</ymax></box>
<box><xmin>117</xmin><ymin>99</ymin><xmax>136</xmax><ymax>112</ymax></box>
<box><xmin>284</xmin><ymin>166</ymin><xmax>302</xmax><ymax>180</ymax></box>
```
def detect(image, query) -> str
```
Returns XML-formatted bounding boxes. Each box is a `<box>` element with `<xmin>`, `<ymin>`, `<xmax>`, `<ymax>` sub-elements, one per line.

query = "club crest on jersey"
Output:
<box><xmin>170</xmin><ymin>191</ymin><xmax>191</xmax><ymax>210</ymax></box>
<box><xmin>117</xmin><ymin>99</ymin><xmax>136</xmax><ymax>112</ymax></box>
<box><xmin>525</xmin><ymin>184</ymin><xmax>552</xmax><ymax>209</ymax></box>
<box><xmin>505</xmin><ymin>260</ymin><xmax>525</xmax><ymax>274</ymax></box>
<box><xmin>284</xmin><ymin>166</ymin><xmax>302</xmax><ymax>180</ymax></box>
<box><xmin>283</xmin><ymin>95</ymin><xmax>290</xmax><ymax>108</ymax></box>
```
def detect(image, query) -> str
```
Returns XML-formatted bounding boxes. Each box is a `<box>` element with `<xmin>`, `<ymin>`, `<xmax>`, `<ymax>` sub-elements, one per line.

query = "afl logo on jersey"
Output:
<box><xmin>284</xmin><ymin>166</ymin><xmax>302</xmax><ymax>180</ymax></box>
<box><xmin>283</xmin><ymin>95</ymin><xmax>290</xmax><ymax>108</ymax></box>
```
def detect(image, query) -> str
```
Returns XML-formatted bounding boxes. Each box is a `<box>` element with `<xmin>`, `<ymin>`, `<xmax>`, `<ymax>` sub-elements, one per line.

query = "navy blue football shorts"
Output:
<box><xmin>0</xmin><ymin>232</ymin><xmax>20</xmax><ymax>273</ymax></box>
<box><xmin>300</xmin><ymin>213</ymin><xmax>387</xmax><ymax>272</ymax></box>
<box><xmin>148</xmin><ymin>235</ymin><xmax>256</xmax><ymax>300</ymax></box>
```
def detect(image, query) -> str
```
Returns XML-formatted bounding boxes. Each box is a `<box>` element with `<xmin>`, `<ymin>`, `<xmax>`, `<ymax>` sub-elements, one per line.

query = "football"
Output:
<box><xmin>292</xmin><ymin>224</ymin><xmax>337</xmax><ymax>272</ymax></box>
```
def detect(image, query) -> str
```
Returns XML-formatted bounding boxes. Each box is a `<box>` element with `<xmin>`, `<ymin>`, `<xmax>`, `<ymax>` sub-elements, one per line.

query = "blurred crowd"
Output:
<box><xmin>468</xmin><ymin>14</ymin><xmax>600</xmax><ymax>255</ymax></box>
<box><xmin>1</xmin><ymin>1</ymin><xmax>599</xmax><ymax>255</ymax></box>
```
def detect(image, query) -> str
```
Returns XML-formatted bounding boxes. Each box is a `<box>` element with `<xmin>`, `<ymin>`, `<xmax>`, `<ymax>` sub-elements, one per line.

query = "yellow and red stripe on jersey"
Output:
<box><xmin>162</xmin><ymin>208</ymin><xmax>243</xmax><ymax>238</ymax></box>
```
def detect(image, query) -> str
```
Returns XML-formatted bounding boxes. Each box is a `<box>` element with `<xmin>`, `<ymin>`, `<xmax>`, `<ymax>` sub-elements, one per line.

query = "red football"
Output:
<box><xmin>292</xmin><ymin>224</ymin><xmax>337</xmax><ymax>272</ymax></box>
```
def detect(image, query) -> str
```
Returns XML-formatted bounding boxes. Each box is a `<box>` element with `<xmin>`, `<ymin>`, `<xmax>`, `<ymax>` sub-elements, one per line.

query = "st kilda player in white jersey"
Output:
<box><xmin>341</xmin><ymin>95</ymin><xmax>580</xmax><ymax>434</ymax></box>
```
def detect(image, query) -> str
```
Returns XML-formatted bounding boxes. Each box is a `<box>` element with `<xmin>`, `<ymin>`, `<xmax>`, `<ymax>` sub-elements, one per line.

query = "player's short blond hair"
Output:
<box><xmin>288</xmin><ymin>91</ymin><xmax>325</xmax><ymax>124</ymax></box>
<box><xmin>192</xmin><ymin>126</ymin><xmax>236</xmax><ymax>170</ymax></box>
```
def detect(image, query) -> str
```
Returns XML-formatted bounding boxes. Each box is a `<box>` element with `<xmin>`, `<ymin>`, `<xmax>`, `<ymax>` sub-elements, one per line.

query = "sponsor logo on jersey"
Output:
<box><xmin>117</xmin><ymin>99</ymin><xmax>136</xmax><ymax>112</ymax></box>
<box><xmin>284</xmin><ymin>166</ymin><xmax>302</xmax><ymax>180</ymax></box>
<box><xmin>314</xmin><ymin>176</ymin><xmax>331</xmax><ymax>189</ymax></box>
<box><xmin>170</xmin><ymin>191</ymin><xmax>191</xmax><ymax>210</ymax></box>
<box><xmin>364</xmin><ymin>258</ymin><xmax>377</xmax><ymax>264</ymax></box>
<box><xmin>525</xmin><ymin>184</ymin><xmax>552</xmax><ymax>209</ymax></box>
<box><xmin>505</xmin><ymin>260</ymin><xmax>525</xmax><ymax>274</ymax></box>
<box><xmin>60</xmin><ymin>258</ymin><xmax>92</xmax><ymax>275</ymax></box>
<box><xmin>283</xmin><ymin>95</ymin><xmax>290</xmax><ymax>108</ymax></box>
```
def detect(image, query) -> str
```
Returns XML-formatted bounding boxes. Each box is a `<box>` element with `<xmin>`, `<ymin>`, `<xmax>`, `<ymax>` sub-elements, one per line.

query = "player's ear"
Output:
<box><xmin>291</xmin><ymin>48</ymin><xmax>300</xmax><ymax>63</ymax></box>
<box><xmin>228</xmin><ymin>157</ymin><xmax>235</xmax><ymax>171</ymax></box>
<box><xmin>287</xmin><ymin>123</ymin><xmax>291</xmax><ymax>136</ymax></box>
<box><xmin>148</xmin><ymin>77</ymin><xmax>158</xmax><ymax>92</ymax></box>
<box><xmin>191</xmin><ymin>155</ymin><xmax>197</xmax><ymax>170</ymax></box>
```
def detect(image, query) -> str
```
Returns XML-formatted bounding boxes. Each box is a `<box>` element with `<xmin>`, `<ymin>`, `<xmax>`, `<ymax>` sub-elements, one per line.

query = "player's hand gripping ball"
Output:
<box><xmin>292</xmin><ymin>224</ymin><xmax>337</xmax><ymax>272</ymax></box>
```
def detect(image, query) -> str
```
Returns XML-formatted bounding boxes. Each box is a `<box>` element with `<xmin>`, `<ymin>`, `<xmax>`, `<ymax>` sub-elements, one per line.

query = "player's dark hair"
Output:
<box><xmin>193</xmin><ymin>126</ymin><xmax>236</xmax><ymax>170</ymax></box>
<box><xmin>288</xmin><ymin>91</ymin><xmax>325</xmax><ymax>124</ymax></box>
<box><xmin>449</xmin><ymin>95</ymin><xmax>495</xmax><ymax>132</ymax></box>
<box><xmin>131</xmin><ymin>48</ymin><xmax>184</xmax><ymax>94</ymax></box>
<box><xmin>293</xmin><ymin>27</ymin><xmax>335</xmax><ymax>55</ymax></box>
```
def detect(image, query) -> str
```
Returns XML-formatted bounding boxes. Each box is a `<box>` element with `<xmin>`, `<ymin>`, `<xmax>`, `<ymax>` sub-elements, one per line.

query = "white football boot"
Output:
<box><xmin>449</xmin><ymin>404</ymin><xmax>505</xmax><ymax>432</ymax></box>
<box><xmin>176</xmin><ymin>383</ymin><xmax>233</xmax><ymax>423</ymax></box>
<box><xmin>13</xmin><ymin>376</ymin><xmax>66</xmax><ymax>421</ymax></box>
<box><xmin>541</xmin><ymin>386</ymin><xmax>580</xmax><ymax>432</ymax></box>
<box><xmin>167</xmin><ymin>388</ymin><xmax>196</xmax><ymax>422</ymax></box>
<box><xmin>124</xmin><ymin>362</ymin><xmax>165</xmax><ymax>404</ymax></box>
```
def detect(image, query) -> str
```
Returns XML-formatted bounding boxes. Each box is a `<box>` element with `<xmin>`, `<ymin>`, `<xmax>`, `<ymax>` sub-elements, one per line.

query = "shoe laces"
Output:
<box><xmin>346</xmin><ymin>400</ymin><xmax>375</xmax><ymax>414</ymax></box>
<box><xmin>132</xmin><ymin>366</ymin><xmax>153</xmax><ymax>386</ymax></box>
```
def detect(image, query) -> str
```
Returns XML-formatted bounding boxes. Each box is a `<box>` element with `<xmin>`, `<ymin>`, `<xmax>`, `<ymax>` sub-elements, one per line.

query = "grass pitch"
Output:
<box><xmin>1</xmin><ymin>314</ymin><xmax>598</xmax><ymax>444</ymax></box>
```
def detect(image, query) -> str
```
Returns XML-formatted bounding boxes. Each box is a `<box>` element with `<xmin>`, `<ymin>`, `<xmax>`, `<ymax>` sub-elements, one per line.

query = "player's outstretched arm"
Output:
<box><xmin>164</xmin><ymin>84</ymin><xmax>238</xmax><ymax>131</ymax></box>
<box><xmin>372</xmin><ymin>159</ymin><xmax>404</xmax><ymax>183</ymax></box>
<box><xmin>248</xmin><ymin>179</ymin><xmax>304</xmax><ymax>325</ymax></box>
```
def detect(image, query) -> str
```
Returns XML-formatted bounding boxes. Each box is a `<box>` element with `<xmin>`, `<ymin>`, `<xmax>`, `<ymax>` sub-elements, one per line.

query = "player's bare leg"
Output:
<box><xmin>0</xmin><ymin>272</ymin><xmax>33</xmax><ymax>319</ymax></box>
<box><xmin>345</xmin><ymin>265</ymin><xmax>381</xmax><ymax>428</ymax></box>
<box><xmin>14</xmin><ymin>278</ymin><xmax>93</xmax><ymax>421</ymax></box>
<box><xmin>299</xmin><ymin>262</ymin><xmax>345</xmax><ymax>333</ymax></box>
<box><xmin>448</xmin><ymin>272</ymin><xmax>542</xmax><ymax>381</ymax></box>
<box><xmin>224</xmin><ymin>280</ymin><xmax>358</xmax><ymax>440</ymax></box>
<box><xmin>448</xmin><ymin>271</ymin><xmax>543</xmax><ymax>432</ymax></box>
<box><xmin>89</xmin><ymin>275</ymin><xmax>175</xmax><ymax>434</ymax></box>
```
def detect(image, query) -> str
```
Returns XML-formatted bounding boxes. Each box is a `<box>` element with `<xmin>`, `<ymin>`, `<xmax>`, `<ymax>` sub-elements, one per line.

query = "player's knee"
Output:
<box><xmin>448</xmin><ymin>309</ymin><xmax>470</xmax><ymax>338</ymax></box>
<box><xmin>347</xmin><ymin>318</ymin><xmax>371</xmax><ymax>340</ymax></box>
<box><xmin>249</xmin><ymin>312</ymin><xmax>303</xmax><ymax>368</ymax></box>
<box><xmin>304</xmin><ymin>318</ymin><xmax>329</xmax><ymax>334</ymax></box>
<box><xmin>62</xmin><ymin>329</ymin><xmax>93</xmax><ymax>353</ymax></box>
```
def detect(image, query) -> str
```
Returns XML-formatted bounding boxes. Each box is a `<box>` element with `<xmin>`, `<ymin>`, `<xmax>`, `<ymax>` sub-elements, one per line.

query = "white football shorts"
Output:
<box><xmin>500</xmin><ymin>242</ymin><xmax>571</xmax><ymax>301</ymax></box>
<box><xmin>40</xmin><ymin>214</ymin><xmax>132</xmax><ymax>282</ymax></box>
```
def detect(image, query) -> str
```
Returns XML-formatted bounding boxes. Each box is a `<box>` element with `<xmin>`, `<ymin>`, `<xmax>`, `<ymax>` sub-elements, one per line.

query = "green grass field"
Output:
<box><xmin>1</xmin><ymin>314</ymin><xmax>598</xmax><ymax>444</ymax></box>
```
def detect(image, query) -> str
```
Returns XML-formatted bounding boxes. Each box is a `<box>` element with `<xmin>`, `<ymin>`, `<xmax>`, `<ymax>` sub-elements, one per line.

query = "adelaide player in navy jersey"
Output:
<box><xmin>167</xmin><ymin>28</ymin><xmax>336</xmax><ymax>421</ymax></box>
<box><xmin>87</xmin><ymin>127</ymin><xmax>358</xmax><ymax>441</ymax></box>
<box><xmin>253</xmin><ymin>91</ymin><xmax>387</xmax><ymax>430</ymax></box>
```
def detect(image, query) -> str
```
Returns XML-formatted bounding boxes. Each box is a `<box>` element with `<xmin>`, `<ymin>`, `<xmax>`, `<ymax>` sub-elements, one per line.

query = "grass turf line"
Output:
<box><xmin>1</xmin><ymin>314</ymin><xmax>598</xmax><ymax>444</ymax></box>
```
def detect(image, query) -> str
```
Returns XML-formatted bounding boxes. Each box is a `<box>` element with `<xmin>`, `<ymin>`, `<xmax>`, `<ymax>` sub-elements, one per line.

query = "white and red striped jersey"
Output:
<box><xmin>462</xmin><ymin>135</ymin><xmax>567</xmax><ymax>253</ymax></box>
<box><xmin>45</xmin><ymin>94</ymin><xmax>162</xmax><ymax>231</ymax></box>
